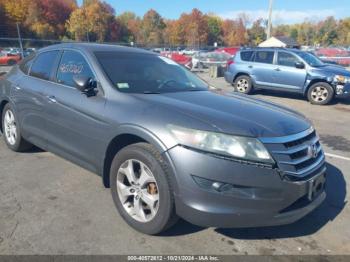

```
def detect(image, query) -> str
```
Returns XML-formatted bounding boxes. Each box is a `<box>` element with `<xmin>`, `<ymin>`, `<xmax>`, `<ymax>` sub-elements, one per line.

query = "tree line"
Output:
<box><xmin>1</xmin><ymin>0</ymin><xmax>349</xmax><ymax>47</ymax></box>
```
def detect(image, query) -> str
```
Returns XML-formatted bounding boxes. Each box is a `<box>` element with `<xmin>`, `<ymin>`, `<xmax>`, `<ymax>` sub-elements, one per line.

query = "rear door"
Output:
<box><xmin>45</xmin><ymin>50</ymin><xmax>108</xmax><ymax>172</ymax></box>
<box><xmin>251</xmin><ymin>50</ymin><xmax>276</xmax><ymax>87</ymax></box>
<box><xmin>274</xmin><ymin>51</ymin><xmax>307</xmax><ymax>91</ymax></box>
<box><xmin>13</xmin><ymin>51</ymin><xmax>60</xmax><ymax>149</ymax></box>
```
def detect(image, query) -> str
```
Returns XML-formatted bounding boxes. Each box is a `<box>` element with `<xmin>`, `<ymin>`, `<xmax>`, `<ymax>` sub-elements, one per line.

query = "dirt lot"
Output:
<box><xmin>0</xmin><ymin>69</ymin><xmax>349</xmax><ymax>255</ymax></box>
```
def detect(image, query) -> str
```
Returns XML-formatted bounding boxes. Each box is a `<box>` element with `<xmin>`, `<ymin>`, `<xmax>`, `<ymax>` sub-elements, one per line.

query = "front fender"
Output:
<box><xmin>111</xmin><ymin>124</ymin><xmax>171</xmax><ymax>153</ymax></box>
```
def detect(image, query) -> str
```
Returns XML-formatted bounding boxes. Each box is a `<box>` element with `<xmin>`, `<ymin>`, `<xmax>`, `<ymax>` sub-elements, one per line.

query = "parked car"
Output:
<box><xmin>1</xmin><ymin>43</ymin><xmax>326</xmax><ymax>234</ymax></box>
<box><xmin>192</xmin><ymin>51</ymin><xmax>232</xmax><ymax>69</ymax></box>
<box><xmin>225</xmin><ymin>48</ymin><xmax>350</xmax><ymax>105</ymax></box>
<box><xmin>0</xmin><ymin>52</ymin><xmax>21</xmax><ymax>65</ymax></box>
<box><xmin>216</xmin><ymin>47</ymin><xmax>239</xmax><ymax>56</ymax></box>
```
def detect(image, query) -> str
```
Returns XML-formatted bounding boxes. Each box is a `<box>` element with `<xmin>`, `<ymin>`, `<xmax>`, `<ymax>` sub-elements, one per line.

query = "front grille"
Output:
<box><xmin>260</xmin><ymin>127</ymin><xmax>326</xmax><ymax>181</ymax></box>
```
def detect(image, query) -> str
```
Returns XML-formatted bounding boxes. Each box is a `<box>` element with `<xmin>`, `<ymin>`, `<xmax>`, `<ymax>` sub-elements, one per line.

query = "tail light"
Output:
<box><xmin>226</xmin><ymin>59</ymin><xmax>234</xmax><ymax>68</ymax></box>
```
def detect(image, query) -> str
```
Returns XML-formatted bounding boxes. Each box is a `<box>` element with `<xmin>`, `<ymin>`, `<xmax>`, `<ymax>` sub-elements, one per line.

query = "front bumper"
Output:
<box><xmin>334</xmin><ymin>83</ymin><xmax>350</xmax><ymax>98</ymax></box>
<box><xmin>166</xmin><ymin>145</ymin><xmax>326</xmax><ymax>228</ymax></box>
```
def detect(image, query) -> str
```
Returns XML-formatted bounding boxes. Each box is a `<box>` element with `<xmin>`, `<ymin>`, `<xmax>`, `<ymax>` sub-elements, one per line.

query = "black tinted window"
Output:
<box><xmin>240</xmin><ymin>51</ymin><xmax>254</xmax><ymax>61</ymax></box>
<box><xmin>277</xmin><ymin>52</ymin><xmax>300</xmax><ymax>67</ymax></box>
<box><xmin>19</xmin><ymin>55</ymin><xmax>35</xmax><ymax>75</ymax></box>
<box><xmin>30</xmin><ymin>51</ymin><xmax>59</xmax><ymax>80</ymax></box>
<box><xmin>57</xmin><ymin>51</ymin><xmax>94</xmax><ymax>87</ymax></box>
<box><xmin>254</xmin><ymin>51</ymin><xmax>274</xmax><ymax>64</ymax></box>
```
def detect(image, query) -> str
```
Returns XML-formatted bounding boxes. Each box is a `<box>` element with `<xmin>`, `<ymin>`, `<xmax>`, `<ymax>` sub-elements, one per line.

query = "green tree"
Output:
<box><xmin>248</xmin><ymin>19</ymin><xmax>266</xmax><ymax>45</ymax></box>
<box><xmin>207</xmin><ymin>15</ymin><xmax>222</xmax><ymax>45</ymax></box>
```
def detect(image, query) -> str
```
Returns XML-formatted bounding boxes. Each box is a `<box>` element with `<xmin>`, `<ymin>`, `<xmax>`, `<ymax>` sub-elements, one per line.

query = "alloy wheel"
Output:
<box><xmin>236</xmin><ymin>79</ymin><xmax>249</xmax><ymax>92</ymax></box>
<box><xmin>3</xmin><ymin>109</ymin><xmax>17</xmax><ymax>145</ymax></box>
<box><xmin>116</xmin><ymin>159</ymin><xmax>159</xmax><ymax>223</ymax></box>
<box><xmin>311</xmin><ymin>86</ymin><xmax>329</xmax><ymax>102</ymax></box>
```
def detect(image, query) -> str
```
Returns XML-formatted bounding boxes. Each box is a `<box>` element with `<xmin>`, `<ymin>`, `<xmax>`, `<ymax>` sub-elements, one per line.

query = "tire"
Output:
<box><xmin>234</xmin><ymin>75</ymin><xmax>253</xmax><ymax>94</ymax></box>
<box><xmin>110</xmin><ymin>142</ymin><xmax>178</xmax><ymax>235</ymax></box>
<box><xmin>307</xmin><ymin>82</ymin><xmax>334</xmax><ymax>105</ymax></box>
<box><xmin>7</xmin><ymin>60</ymin><xmax>16</xmax><ymax>66</ymax></box>
<box><xmin>2</xmin><ymin>103</ymin><xmax>32</xmax><ymax>152</ymax></box>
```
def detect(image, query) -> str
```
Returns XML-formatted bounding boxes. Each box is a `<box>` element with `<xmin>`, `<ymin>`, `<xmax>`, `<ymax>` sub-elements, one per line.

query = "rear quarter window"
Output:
<box><xmin>19</xmin><ymin>55</ymin><xmax>35</xmax><ymax>75</ymax></box>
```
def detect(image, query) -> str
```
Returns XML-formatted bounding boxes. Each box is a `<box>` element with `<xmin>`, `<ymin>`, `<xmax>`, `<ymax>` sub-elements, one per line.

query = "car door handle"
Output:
<box><xmin>274</xmin><ymin>68</ymin><xmax>281</xmax><ymax>71</ymax></box>
<box><xmin>47</xmin><ymin>95</ymin><xmax>57</xmax><ymax>103</ymax></box>
<box><xmin>248</xmin><ymin>65</ymin><xmax>253</xmax><ymax>68</ymax></box>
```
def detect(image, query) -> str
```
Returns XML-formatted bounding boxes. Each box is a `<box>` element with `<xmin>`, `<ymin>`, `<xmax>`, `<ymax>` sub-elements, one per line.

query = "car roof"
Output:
<box><xmin>240</xmin><ymin>47</ymin><xmax>302</xmax><ymax>53</ymax></box>
<box><xmin>38</xmin><ymin>43</ymin><xmax>154</xmax><ymax>55</ymax></box>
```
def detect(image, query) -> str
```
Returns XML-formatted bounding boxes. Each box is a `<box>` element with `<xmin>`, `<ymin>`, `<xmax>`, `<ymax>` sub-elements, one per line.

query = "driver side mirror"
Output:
<box><xmin>295</xmin><ymin>62</ymin><xmax>305</xmax><ymax>69</ymax></box>
<box><xmin>73</xmin><ymin>75</ymin><xmax>97</xmax><ymax>96</ymax></box>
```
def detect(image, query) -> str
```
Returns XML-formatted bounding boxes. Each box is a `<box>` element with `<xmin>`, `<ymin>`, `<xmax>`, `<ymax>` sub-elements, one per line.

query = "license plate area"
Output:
<box><xmin>307</xmin><ymin>173</ymin><xmax>326</xmax><ymax>201</ymax></box>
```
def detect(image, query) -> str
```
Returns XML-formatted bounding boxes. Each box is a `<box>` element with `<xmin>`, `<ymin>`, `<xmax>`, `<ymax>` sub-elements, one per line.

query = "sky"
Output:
<box><xmin>77</xmin><ymin>0</ymin><xmax>350</xmax><ymax>24</ymax></box>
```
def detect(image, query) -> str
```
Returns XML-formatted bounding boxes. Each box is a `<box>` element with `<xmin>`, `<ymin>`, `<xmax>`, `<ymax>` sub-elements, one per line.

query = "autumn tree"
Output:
<box><xmin>163</xmin><ymin>19</ymin><xmax>183</xmax><ymax>46</ymax></box>
<box><xmin>66</xmin><ymin>0</ymin><xmax>116</xmax><ymax>42</ymax></box>
<box><xmin>221</xmin><ymin>18</ymin><xmax>247</xmax><ymax>46</ymax></box>
<box><xmin>177</xmin><ymin>9</ymin><xmax>208</xmax><ymax>48</ymax></box>
<box><xmin>336</xmin><ymin>18</ymin><xmax>350</xmax><ymax>45</ymax></box>
<box><xmin>140</xmin><ymin>9</ymin><xmax>166</xmax><ymax>46</ymax></box>
<box><xmin>317</xmin><ymin>16</ymin><xmax>338</xmax><ymax>45</ymax></box>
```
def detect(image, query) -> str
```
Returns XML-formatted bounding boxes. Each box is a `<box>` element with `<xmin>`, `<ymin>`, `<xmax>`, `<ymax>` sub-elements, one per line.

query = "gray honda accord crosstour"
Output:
<box><xmin>0</xmin><ymin>43</ymin><xmax>326</xmax><ymax>234</ymax></box>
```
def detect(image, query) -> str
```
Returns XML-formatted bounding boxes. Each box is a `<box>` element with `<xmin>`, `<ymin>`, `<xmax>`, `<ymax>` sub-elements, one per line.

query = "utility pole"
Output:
<box><xmin>16</xmin><ymin>23</ymin><xmax>24</xmax><ymax>58</ymax></box>
<box><xmin>267</xmin><ymin>0</ymin><xmax>274</xmax><ymax>39</ymax></box>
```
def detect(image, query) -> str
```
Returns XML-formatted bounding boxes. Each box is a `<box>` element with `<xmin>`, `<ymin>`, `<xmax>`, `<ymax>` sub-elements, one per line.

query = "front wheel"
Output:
<box><xmin>234</xmin><ymin>75</ymin><xmax>253</xmax><ymax>94</ymax></box>
<box><xmin>307</xmin><ymin>82</ymin><xmax>334</xmax><ymax>105</ymax></box>
<box><xmin>110</xmin><ymin>143</ymin><xmax>178</xmax><ymax>235</ymax></box>
<box><xmin>2</xmin><ymin>103</ymin><xmax>32</xmax><ymax>151</ymax></box>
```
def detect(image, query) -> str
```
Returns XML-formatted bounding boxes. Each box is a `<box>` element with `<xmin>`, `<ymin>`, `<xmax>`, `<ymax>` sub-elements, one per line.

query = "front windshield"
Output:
<box><xmin>297</xmin><ymin>52</ymin><xmax>324</xmax><ymax>67</ymax></box>
<box><xmin>95</xmin><ymin>51</ymin><xmax>208</xmax><ymax>93</ymax></box>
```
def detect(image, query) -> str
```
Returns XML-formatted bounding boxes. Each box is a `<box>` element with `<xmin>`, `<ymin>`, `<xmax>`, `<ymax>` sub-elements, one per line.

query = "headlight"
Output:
<box><xmin>334</xmin><ymin>75</ymin><xmax>350</xmax><ymax>83</ymax></box>
<box><xmin>167</xmin><ymin>125</ymin><xmax>274</xmax><ymax>164</ymax></box>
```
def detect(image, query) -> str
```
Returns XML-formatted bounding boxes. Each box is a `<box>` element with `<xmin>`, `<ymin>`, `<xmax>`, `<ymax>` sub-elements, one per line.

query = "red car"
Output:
<box><xmin>215</xmin><ymin>47</ymin><xmax>239</xmax><ymax>56</ymax></box>
<box><xmin>0</xmin><ymin>53</ymin><xmax>21</xmax><ymax>66</ymax></box>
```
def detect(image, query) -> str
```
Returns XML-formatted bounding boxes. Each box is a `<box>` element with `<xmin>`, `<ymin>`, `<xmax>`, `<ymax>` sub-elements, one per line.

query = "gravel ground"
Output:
<box><xmin>0</xmin><ymin>70</ymin><xmax>349</xmax><ymax>255</ymax></box>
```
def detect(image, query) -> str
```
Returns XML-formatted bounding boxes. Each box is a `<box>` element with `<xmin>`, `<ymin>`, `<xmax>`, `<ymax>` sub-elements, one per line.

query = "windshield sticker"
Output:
<box><xmin>59</xmin><ymin>63</ymin><xmax>84</xmax><ymax>74</ymax></box>
<box><xmin>117</xmin><ymin>83</ymin><xmax>129</xmax><ymax>89</ymax></box>
<box><xmin>158</xmin><ymin>56</ymin><xmax>178</xmax><ymax>66</ymax></box>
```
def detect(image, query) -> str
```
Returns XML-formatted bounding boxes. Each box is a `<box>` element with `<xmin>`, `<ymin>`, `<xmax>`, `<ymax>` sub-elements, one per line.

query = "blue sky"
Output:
<box><xmin>78</xmin><ymin>0</ymin><xmax>350</xmax><ymax>24</ymax></box>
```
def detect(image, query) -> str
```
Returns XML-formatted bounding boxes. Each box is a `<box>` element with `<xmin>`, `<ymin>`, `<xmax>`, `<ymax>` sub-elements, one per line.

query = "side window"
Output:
<box><xmin>240</xmin><ymin>51</ymin><xmax>254</xmax><ymax>61</ymax></box>
<box><xmin>57</xmin><ymin>50</ymin><xmax>94</xmax><ymax>87</ymax></box>
<box><xmin>19</xmin><ymin>56</ymin><xmax>35</xmax><ymax>75</ymax></box>
<box><xmin>277</xmin><ymin>52</ymin><xmax>300</xmax><ymax>67</ymax></box>
<box><xmin>29</xmin><ymin>51</ymin><xmax>59</xmax><ymax>80</ymax></box>
<box><xmin>254</xmin><ymin>51</ymin><xmax>274</xmax><ymax>64</ymax></box>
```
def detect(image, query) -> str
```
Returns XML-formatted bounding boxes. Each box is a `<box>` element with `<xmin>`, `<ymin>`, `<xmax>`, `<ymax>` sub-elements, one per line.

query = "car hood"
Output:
<box><xmin>311</xmin><ymin>64</ymin><xmax>350</xmax><ymax>76</ymax></box>
<box><xmin>136</xmin><ymin>90</ymin><xmax>311</xmax><ymax>138</ymax></box>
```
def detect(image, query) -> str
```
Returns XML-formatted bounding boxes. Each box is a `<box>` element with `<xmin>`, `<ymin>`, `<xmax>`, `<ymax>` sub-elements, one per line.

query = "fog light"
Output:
<box><xmin>192</xmin><ymin>175</ymin><xmax>238</xmax><ymax>193</ymax></box>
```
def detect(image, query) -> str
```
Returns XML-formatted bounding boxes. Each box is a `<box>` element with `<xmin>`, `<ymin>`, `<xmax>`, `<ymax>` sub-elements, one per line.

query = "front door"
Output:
<box><xmin>45</xmin><ymin>50</ymin><xmax>108</xmax><ymax>172</ymax></box>
<box><xmin>273</xmin><ymin>51</ymin><xmax>307</xmax><ymax>91</ymax></box>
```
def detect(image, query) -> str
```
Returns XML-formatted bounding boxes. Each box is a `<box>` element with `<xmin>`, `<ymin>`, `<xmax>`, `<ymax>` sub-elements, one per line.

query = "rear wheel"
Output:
<box><xmin>234</xmin><ymin>75</ymin><xmax>253</xmax><ymax>94</ymax></box>
<box><xmin>110</xmin><ymin>143</ymin><xmax>178</xmax><ymax>235</ymax></box>
<box><xmin>307</xmin><ymin>82</ymin><xmax>334</xmax><ymax>105</ymax></box>
<box><xmin>2</xmin><ymin>104</ymin><xmax>32</xmax><ymax>151</ymax></box>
